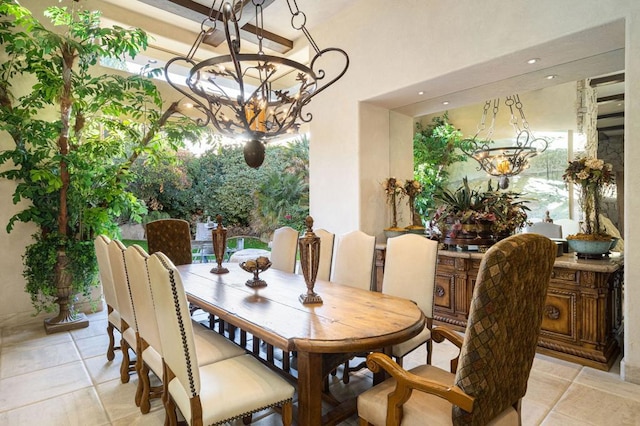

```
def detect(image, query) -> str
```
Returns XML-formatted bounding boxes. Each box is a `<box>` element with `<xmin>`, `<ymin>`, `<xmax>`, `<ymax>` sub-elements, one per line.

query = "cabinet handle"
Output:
<box><xmin>545</xmin><ymin>305</ymin><xmax>560</xmax><ymax>320</ymax></box>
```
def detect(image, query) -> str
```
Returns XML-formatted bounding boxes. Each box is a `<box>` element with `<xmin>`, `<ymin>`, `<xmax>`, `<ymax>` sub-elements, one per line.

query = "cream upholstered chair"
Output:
<box><xmin>107</xmin><ymin>239</ymin><xmax>139</xmax><ymax>384</ymax></box>
<box><xmin>146</xmin><ymin>218</ymin><xmax>193</xmax><ymax>266</ymax></box>
<box><xmin>358</xmin><ymin>233</ymin><xmax>557</xmax><ymax>426</ymax></box>
<box><xmin>523</xmin><ymin>221</ymin><xmax>563</xmax><ymax>238</ymax></box>
<box><xmin>330</xmin><ymin>230</ymin><xmax>375</xmax><ymax>383</ymax></box>
<box><xmin>331</xmin><ymin>230</ymin><xmax>376</xmax><ymax>291</ymax></box>
<box><xmin>147</xmin><ymin>251</ymin><xmax>295</xmax><ymax>426</ymax></box>
<box><xmin>382</xmin><ymin>233</ymin><xmax>439</xmax><ymax>367</ymax></box>
<box><xmin>124</xmin><ymin>245</ymin><xmax>246</xmax><ymax>414</ymax></box>
<box><xmin>94</xmin><ymin>235</ymin><xmax>120</xmax><ymax>361</ymax></box>
<box><xmin>269</xmin><ymin>226</ymin><xmax>299</xmax><ymax>273</ymax></box>
<box><xmin>315</xmin><ymin>228</ymin><xmax>335</xmax><ymax>282</ymax></box>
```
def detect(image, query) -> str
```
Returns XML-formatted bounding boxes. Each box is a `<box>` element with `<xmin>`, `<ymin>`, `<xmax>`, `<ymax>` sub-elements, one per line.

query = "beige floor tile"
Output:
<box><xmin>1</xmin><ymin>339</ymin><xmax>81</xmax><ymax>378</ymax></box>
<box><xmin>75</xmin><ymin>333</ymin><xmax>119</xmax><ymax>359</ymax></box>
<box><xmin>523</xmin><ymin>367</ymin><xmax>572</xmax><ymax>407</ymax></box>
<box><xmin>553</xmin><ymin>382</ymin><xmax>640</xmax><ymax>425</ymax></box>
<box><xmin>0</xmin><ymin>360</ymin><xmax>92</xmax><ymax>412</ymax></box>
<box><xmin>1</xmin><ymin>324</ymin><xmax>72</xmax><ymax>351</ymax></box>
<box><xmin>521</xmin><ymin>399</ymin><xmax>552</xmax><ymax>426</ymax></box>
<box><xmin>95</xmin><ymin>377</ymin><xmax>143</xmax><ymax>422</ymax></box>
<box><xmin>83</xmin><ymin>352</ymin><xmax>126</xmax><ymax>385</ymax></box>
<box><xmin>70</xmin><ymin>317</ymin><xmax>111</xmax><ymax>341</ymax></box>
<box><xmin>541</xmin><ymin>410</ymin><xmax>600</xmax><ymax>425</ymax></box>
<box><xmin>110</xmin><ymin>405</ymin><xmax>165</xmax><ymax>426</ymax></box>
<box><xmin>573</xmin><ymin>366</ymin><xmax>640</xmax><ymax>403</ymax></box>
<box><xmin>0</xmin><ymin>387</ymin><xmax>110</xmax><ymax>426</ymax></box>
<box><xmin>531</xmin><ymin>353</ymin><xmax>583</xmax><ymax>381</ymax></box>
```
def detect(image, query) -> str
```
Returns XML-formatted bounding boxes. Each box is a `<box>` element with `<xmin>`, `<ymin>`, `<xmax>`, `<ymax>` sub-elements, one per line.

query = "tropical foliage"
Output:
<box><xmin>0</xmin><ymin>1</ymin><xmax>203</xmax><ymax>313</ymax></box>
<box><xmin>413</xmin><ymin>113</ymin><xmax>469</xmax><ymax>221</ymax></box>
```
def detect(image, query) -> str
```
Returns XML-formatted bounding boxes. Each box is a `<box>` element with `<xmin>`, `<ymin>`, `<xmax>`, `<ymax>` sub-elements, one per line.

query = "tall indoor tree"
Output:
<box><xmin>0</xmin><ymin>0</ymin><xmax>201</xmax><ymax>332</ymax></box>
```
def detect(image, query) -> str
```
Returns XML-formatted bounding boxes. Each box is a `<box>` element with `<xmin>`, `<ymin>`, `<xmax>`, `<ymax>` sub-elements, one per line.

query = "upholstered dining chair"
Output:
<box><xmin>357</xmin><ymin>233</ymin><xmax>557</xmax><ymax>426</ymax></box>
<box><xmin>269</xmin><ymin>226</ymin><xmax>299</xmax><ymax>273</ymax></box>
<box><xmin>94</xmin><ymin>234</ymin><xmax>120</xmax><ymax>361</ymax></box>
<box><xmin>382</xmin><ymin>233</ymin><xmax>439</xmax><ymax>367</ymax></box>
<box><xmin>124</xmin><ymin>244</ymin><xmax>246</xmax><ymax>414</ymax></box>
<box><xmin>331</xmin><ymin>230</ymin><xmax>376</xmax><ymax>291</ymax></box>
<box><xmin>315</xmin><ymin>228</ymin><xmax>335</xmax><ymax>282</ymax></box>
<box><xmin>330</xmin><ymin>230</ymin><xmax>376</xmax><ymax>383</ymax></box>
<box><xmin>107</xmin><ymin>238</ymin><xmax>139</xmax><ymax>384</ymax></box>
<box><xmin>146</xmin><ymin>218</ymin><xmax>193</xmax><ymax>266</ymax></box>
<box><xmin>147</xmin><ymin>251</ymin><xmax>295</xmax><ymax>426</ymax></box>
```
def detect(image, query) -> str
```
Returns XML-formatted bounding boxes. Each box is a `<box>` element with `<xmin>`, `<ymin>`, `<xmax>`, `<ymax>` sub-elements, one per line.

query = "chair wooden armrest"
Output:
<box><xmin>432</xmin><ymin>325</ymin><xmax>464</xmax><ymax>373</ymax></box>
<box><xmin>366</xmin><ymin>352</ymin><xmax>474</xmax><ymax>423</ymax></box>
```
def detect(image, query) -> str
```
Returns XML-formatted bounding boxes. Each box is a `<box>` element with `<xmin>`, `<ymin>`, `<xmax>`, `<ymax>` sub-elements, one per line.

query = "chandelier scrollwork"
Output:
<box><xmin>461</xmin><ymin>95</ymin><xmax>549</xmax><ymax>189</ymax></box>
<box><xmin>164</xmin><ymin>0</ymin><xmax>349</xmax><ymax>168</ymax></box>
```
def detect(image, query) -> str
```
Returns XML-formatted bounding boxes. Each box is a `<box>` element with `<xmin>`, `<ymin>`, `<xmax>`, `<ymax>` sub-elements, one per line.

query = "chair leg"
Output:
<box><xmin>106</xmin><ymin>321</ymin><xmax>116</xmax><ymax>361</ymax></box>
<box><xmin>120</xmin><ymin>337</ymin><xmax>131</xmax><ymax>383</ymax></box>
<box><xmin>282</xmin><ymin>400</ymin><xmax>293</xmax><ymax>426</ymax></box>
<box><xmin>426</xmin><ymin>339</ymin><xmax>433</xmax><ymax>365</ymax></box>
<box><xmin>342</xmin><ymin>361</ymin><xmax>350</xmax><ymax>384</ymax></box>
<box><xmin>139</xmin><ymin>361</ymin><xmax>152</xmax><ymax>414</ymax></box>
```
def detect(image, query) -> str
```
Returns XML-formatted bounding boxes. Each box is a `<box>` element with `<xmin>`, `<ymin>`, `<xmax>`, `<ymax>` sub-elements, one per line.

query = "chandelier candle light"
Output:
<box><xmin>461</xmin><ymin>95</ymin><xmax>549</xmax><ymax>189</ymax></box>
<box><xmin>165</xmin><ymin>0</ymin><xmax>349</xmax><ymax>168</ymax></box>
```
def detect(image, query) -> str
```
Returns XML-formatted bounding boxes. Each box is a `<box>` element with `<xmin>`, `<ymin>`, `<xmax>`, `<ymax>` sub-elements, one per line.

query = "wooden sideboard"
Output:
<box><xmin>375</xmin><ymin>244</ymin><xmax>624</xmax><ymax>370</ymax></box>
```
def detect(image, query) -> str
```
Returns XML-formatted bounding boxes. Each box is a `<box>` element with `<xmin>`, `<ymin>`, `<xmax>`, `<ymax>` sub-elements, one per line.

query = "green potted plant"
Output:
<box><xmin>431</xmin><ymin>178</ymin><xmax>531</xmax><ymax>247</ymax></box>
<box><xmin>0</xmin><ymin>0</ymin><xmax>202</xmax><ymax>331</ymax></box>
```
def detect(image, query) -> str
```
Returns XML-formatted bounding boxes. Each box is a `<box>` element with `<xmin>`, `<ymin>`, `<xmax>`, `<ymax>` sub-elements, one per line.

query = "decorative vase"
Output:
<box><xmin>210</xmin><ymin>214</ymin><xmax>229</xmax><ymax>274</ymax></box>
<box><xmin>298</xmin><ymin>216</ymin><xmax>322</xmax><ymax>304</ymax></box>
<box><xmin>384</xmin><ymin>228</ymin><xmax>406</xmax><ymax>239</ymax></box>
<box><xmin>566</xmin><ymin>238</ymin><xmax>612</xmax><ymax>258</ymax></box>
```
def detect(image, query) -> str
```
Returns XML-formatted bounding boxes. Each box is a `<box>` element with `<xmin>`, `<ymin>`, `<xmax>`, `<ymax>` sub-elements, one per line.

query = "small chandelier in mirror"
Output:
<box><xmin>460</xmin><ymin>95</ymin><xmax>549</xmax><ymax>189</ymax></box>
<box><xmin>164</xmin><ymin>0</ymin><xmax>349</xmax><ymax>168</ymax></box>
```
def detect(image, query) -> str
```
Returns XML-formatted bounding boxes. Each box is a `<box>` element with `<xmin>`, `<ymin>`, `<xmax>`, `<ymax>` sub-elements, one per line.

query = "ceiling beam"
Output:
<box><xmin>597</xmin><ymin>124</ymin><xmax>624</xmax><ymax>132</ymax></box>
<box><xmin>598</xmin><ymin>111</ymin><xmax>625</xmax><ymax>119</ymax></box>
<box><xmin>597</xmin><ymin>93</ymin><xmax>624</xmax><ymax>103</ymax></box>
<box><xmin>164</xmin><ymin>0</ymin><xmax>292</xmax><ymax>53</ymax></box>
<box><xmin>590</xmin><ymin>72</ymin><xmax>625</xmax><ymax>86</ymax></box>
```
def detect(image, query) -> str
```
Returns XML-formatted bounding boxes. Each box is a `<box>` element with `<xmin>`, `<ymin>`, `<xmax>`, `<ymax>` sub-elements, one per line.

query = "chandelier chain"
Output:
<box><xmin>254</xmin><ymin>1</ymin><xmax>264</xmax><ymax>54</ymax></box>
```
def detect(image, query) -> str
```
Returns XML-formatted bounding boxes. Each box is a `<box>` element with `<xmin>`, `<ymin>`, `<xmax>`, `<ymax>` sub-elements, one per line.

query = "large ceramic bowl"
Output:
<box><xmin>567</xmin><ymin>238</ymin><xmax>612</xmax><ymax>255</ymax></box>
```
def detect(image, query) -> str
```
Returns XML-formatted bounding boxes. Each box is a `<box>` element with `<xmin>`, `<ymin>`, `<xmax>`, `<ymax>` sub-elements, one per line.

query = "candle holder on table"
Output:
<box><xmin>210</xmin><ymin>214</ymin><xmax>229</xmax><ymax>274</ymax></box>
<box><xmin>299</xmin><ymin>216</ymin><xmax>322</xmax><ymax>304</ymax></box>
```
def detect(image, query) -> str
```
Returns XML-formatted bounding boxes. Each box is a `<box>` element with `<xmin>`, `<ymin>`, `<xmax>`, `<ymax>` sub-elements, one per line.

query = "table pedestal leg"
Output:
<box><xmin>296</xmin><ymin>351</ymin><xmax>323</xmax><ymax>426</ymax></box>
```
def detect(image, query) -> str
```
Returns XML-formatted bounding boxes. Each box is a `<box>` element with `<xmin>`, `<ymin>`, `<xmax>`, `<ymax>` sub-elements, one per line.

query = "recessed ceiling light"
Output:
<box><xmin>545</xmin><ymin>74</ymin><xmax>557</xmax><ymax>80</ymax></box>
<box><xmin>527</xmin><ymin>58</ymin><xmax>540</xmax><ymax>64</ymax></box>
<box><xmin>418</xmin><ymin>91</ymin><xmax>424</xmax><ymax>95</ymax></box>
<box><xmin>147</xmin><ymin>59</ymin><xmax>158</xmax><ymax>64</ymax></box>
<box><xmin>442</xmin><ymin>101</ymin><xmax>450</xmax><ymax>105</ymax></box>
<box><xmin>183</xmin><ymin>102</ymin><xmax>194</xmax><ymax>109</ymax></box>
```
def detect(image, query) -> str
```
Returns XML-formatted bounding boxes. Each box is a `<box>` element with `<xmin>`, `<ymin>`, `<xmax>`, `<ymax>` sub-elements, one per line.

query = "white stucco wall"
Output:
<box><xmin>307</xmin><ymin>0</ymin><xmax>640</xmax><ymax>382</ymax></box>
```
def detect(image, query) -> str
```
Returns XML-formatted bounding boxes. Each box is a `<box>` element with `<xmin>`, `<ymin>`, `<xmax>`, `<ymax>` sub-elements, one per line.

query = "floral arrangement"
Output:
<box><xmin>382</xmin><ymin>177</ymin><xmax>406</xmax><ymax>229</ymax></box>
<box><xmin>562</xmin><ymin>157</ymin><xmax>614</xmax><ymax>187</ymax></box>
<box><xmin>562</xmin><ymin>156</ymin><xmax>614</xmax><ymax>237</ymax></box>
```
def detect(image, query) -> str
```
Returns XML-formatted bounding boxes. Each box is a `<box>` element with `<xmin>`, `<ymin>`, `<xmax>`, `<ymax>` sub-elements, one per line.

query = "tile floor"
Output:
<box><xmin>1</xmin><ymin>308</ymin><xmax>639</xmax><ymax>425</ymax></box>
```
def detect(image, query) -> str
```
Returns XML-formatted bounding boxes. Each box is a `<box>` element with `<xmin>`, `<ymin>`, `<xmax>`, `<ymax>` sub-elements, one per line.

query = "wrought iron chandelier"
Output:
<box><xmin>460</xmin><ymin>95</ymin><xmax>549</xmax><ymax>189</ymax></box>
<box><xmin>164</xmin><ymin>0</ymin><xmax>349</xmax><ymax>168</ymax></box>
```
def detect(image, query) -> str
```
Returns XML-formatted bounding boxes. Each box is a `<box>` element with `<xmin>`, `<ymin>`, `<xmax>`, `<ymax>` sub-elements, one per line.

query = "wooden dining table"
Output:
<box><xmin>177</xmin><ymin>262</ymin><xmax>425</xmax><ymax>426</ymax></box>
